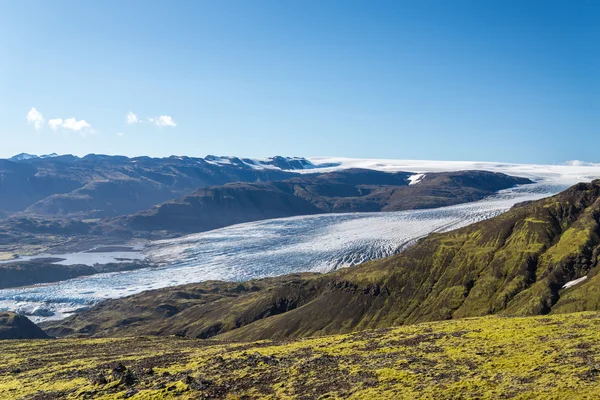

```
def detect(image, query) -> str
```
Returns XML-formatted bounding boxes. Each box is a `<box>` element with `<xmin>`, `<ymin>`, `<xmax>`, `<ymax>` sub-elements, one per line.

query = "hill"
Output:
<box><xmin>0</xmin><ymin>312</ymin><xmax>49</xmax><ymax>340</ymax></box>
<box><xmin>44</xmin><ymin>179</ymin><xmax>600</xmax><ymax>340</ymax></box>
<box><xmin>4</xmin><ymin>312</ymin><xmax>600</xmax><ymax>399</ymax></box>
<box><xmin>122</xmin><ymin>169</ymin><xmax>530</xmax><ymax>233</ymax></box>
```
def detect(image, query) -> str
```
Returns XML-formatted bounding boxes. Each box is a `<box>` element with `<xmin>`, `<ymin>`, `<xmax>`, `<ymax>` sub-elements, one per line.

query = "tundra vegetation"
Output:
<box><xmin>2</xmin><ymin>312</ymin><xmax>600</xmax><ymax>399</ymax></box>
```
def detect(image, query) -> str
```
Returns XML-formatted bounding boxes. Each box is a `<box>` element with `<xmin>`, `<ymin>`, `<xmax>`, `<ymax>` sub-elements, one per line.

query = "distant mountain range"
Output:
<box><xmin>9</xmin><ymin>153</ymin><xmax>60</xmax><ymax>161</ymax></box>
<box><xmin>7</xmin><ymin>153</ymin><xmax>338</xmax><ymax>170</ymax></box>
<box><xmin>0</xmin><ymin>153</ymin><xmax>531</xmax><ymax>231</ymax></box>
<box><xmin>0</xmin><ymin>154</ymin><xmax>327</xmax><ymax>218</ymax></box>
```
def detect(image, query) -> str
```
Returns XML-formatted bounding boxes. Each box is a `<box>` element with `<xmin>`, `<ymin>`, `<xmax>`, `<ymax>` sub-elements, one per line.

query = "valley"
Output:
<box><xmin>0</xmin><ymin>155</ymin><xmax>545</xmax><ymax>322</ymax></box>
<box><xmin>3</xmin><ymin>2</ymin><xmax>595</xmax><ymax>398</ymax></box>
<box><xmin>0</xmin><ymin>176</ymin><xmax>553</xmax><ymax>323</ymax></box>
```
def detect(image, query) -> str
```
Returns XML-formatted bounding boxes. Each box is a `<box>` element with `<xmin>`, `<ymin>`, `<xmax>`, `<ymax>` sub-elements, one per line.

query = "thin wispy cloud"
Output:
<box><xmin>26</xmin><ymin>107</ymin><xmax>45</xmax><ymax>131</ymax></box>
<box><xmin>126</xmin><ymin>112</ymin><xmax>138</xmax><ymax>125</ymax></box>
<box><xmin>149</xmin><ymin>115</ymin><xmax>176</xmax><ymax>127</ymax></box>
<box><xmin>48</xmin><ymin>118</ymin><xmax>63</xmax><ymax>131</ymax></box>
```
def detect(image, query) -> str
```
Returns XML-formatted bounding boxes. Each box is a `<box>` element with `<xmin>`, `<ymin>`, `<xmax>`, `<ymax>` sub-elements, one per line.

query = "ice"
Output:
<box><xmin>562</xmin><ymin>276</ymin><xmax>588</xmax><ymax>289</ymax></box>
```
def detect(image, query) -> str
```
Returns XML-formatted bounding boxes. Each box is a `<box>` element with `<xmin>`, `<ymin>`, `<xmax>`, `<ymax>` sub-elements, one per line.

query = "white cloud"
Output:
<box><xmin>27</xmin><ymin>107</ymin><xmax>93</xmax><ymax>135</ymax></box>
<box><xmin>48</xmin><ymin>118</ymin><xmax>63</xmax><ymax>131</ymax></box>
<box><xmin>26</xmin><ymin>107</ymin><xmax>45</xmax><ymax>131</ymax></box>
<box><xmin>48</xmin><ymin>117</ymin><xmax>92</xmax><ymax>133</ymax></box>
<box><xmin>116</xmin><ymin>132</ymin><xmax>124</xmax><ymax>137</ymax></box>
<box><xmin>61</xmin><ymin>117</ymin><xmax>91</xmax><ymax>131</ymax></box>
<box><xmin>149</xmin><ymin>115</ymin><xmax>176</xmax><ymax>127</ymax></box>
<box><xmin>126</xmin><ymin>112</ymin><xmax>138</xmax><ymax>125</ymax></box>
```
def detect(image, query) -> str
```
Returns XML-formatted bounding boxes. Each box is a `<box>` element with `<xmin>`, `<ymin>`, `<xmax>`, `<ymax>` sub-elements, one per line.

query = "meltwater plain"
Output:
<box><xmin>0</xmin><ymin>182</ymin><xmax>565</xmax><ymax>322</ymax></box>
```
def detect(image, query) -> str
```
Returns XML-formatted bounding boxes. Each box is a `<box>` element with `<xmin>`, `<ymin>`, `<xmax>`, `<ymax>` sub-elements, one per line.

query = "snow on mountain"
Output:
<box><xmin>5</xmin><ymin>153</ymin><xmax>332</xmax><ymax>171</ymax></box>
<box><xmin>6</xmin><ymin>154</ymin><xmax>600</xmax><ymax>185</ymax></box>
<box><xmin>562</xmin><ymin>276</ymin><xmax>587</xmax><ymax>289</ymax></box>
<box><xmin>408</xmin><ymin>173</ymin><xmax>425</xmax><ymax>185</ymax></box>
<box><xmin>9</xmin><ymin>153</ymin><xmax>39</xmax><ymax>161</ymax></box>
<box><xmin>305</xmin><ymin>157</ymin><xmax>600</xmax><ymax>185</ymax></box>
<box><xmin>8</xmin><ymin>153</ymin><xmax>70</xmax><ymax>161</ymax></box>
<box><xmin>204</xmin><ymin>155</ymin><xmax>338</xmax><ymax>171</ymax></box>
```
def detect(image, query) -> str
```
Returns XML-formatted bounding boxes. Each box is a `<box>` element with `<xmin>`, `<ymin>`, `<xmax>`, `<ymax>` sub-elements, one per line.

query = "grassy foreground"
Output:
<box><xmin>3</xmin><ymin>313</ymin><xmax>600</xmax><ymax>399</ymax></box>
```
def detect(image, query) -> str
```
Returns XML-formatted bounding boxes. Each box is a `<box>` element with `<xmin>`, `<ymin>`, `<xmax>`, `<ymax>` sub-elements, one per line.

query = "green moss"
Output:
<box><xmin>6</xmin><ymin>312</ymin><xmax>600</xmax><ymax>399</ymax></box>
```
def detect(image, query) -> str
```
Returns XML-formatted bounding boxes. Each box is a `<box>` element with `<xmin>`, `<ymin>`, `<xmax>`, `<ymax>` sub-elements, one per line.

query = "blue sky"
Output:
<box><xmin>0</xmin><ymin>0</ymin><xmax>597</xmax><ymax>163</ymax></box>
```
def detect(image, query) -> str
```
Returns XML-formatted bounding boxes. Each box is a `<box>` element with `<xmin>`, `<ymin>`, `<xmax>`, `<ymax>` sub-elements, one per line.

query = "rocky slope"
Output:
<box><xmin>122</xmin><ymin>169</ymin><xmax>530</xmax><ymax>233</ymax></box>
<box><xmin>0</xmin><ymin>154</ymin><xmax>298</xmax><ymax>218</ymax></box>
<box><xmin>0</xmin><ymin>312</ymin><xmax>48</xmax><ymax>340</ymax></box>
<box><xmin>6</xmin><ymin>312</ymin><xmax>600</xmax><ymax>398</ymax></box>
<box><xmin>43</xmin><ymin>180</ymin><xmax>600</xmax><ymax>340</ymax></box>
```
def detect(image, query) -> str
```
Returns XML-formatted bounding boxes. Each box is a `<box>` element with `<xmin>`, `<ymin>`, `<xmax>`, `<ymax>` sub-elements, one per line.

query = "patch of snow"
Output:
<box><xmin>8</xmin><ymin>153</ymin><xmax>71</xmax><ymax>161</ymax></box>
<box><xmin>408</xmin><ymin>173</ymin><xmax>425</xmax><ymax>185</ymax></box>
<box><xmin>204</xmin><ymin>155</ymin><xmax>234</xmax><ymax>165</ymax></box>
<box><xmin>203</xmin><ymin>155</ymin><xmax>334</xmax><ymax>171</ymax></box>
<box><xmin>9</xmin><ymin>153</ymin><xmax>39</xmax><ymax>161</ymax></box>
<box><xmin>562</xmin><ymin>276</ymin><xmax>588</xmax><ymax>289</ymax></box>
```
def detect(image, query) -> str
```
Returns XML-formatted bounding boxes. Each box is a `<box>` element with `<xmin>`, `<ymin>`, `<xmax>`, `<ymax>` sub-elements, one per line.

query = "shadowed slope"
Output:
<box><xmin>0</xmin><ymin>312</ymin><xmax>49</xmax><ymax>340</ymax></box>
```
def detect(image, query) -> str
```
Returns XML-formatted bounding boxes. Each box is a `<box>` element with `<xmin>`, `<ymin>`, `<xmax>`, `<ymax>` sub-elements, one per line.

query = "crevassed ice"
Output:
<box><xmin>0</xmin><ymin>182</ymin><xmax>567</xmax><ymax>322</ymax></box>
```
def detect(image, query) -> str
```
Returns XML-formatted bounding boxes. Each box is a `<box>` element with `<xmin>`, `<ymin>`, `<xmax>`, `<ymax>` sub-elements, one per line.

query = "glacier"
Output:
<box><xmin>0</xmin><ymin>181</ymin><xmax>564</xmax><ymax>322</ymax></box>
<box><xmin>3</xmin><ymin>156</ymin><xmax>600</xmax><ymax>323</ymax></box>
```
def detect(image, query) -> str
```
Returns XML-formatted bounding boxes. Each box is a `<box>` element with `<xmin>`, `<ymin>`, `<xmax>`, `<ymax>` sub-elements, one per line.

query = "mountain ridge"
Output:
<box><xmin>121</xmin><ymin>169</ymin><xmax>530</xmax><ymax>233</ymax></box>
<box><xmin>0</xmin><ymin>154</ymin><xmax>301</xmax><ymax>218</ymax></box>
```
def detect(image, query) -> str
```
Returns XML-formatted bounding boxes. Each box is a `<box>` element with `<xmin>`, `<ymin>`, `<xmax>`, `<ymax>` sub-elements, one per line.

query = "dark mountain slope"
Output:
<box><xmin>43</xmin><ymin>179</ymin><xmax>600</xmax><ymax>341</ymax></box>
<box><xmin>0</xmin><ymin>312</ymin><xmax>49</xmax><ymax>340</ymax></box>
<box><xmin>0</xmin><ymin>159</ymin><xmax>82</xmax><ymax>213</ymax></box>
<box><xmin>382</xmin><ymin>171</ymin><xmax>528</xmax><ymax>211</ymax></box>
<box><xmin>0</xmin><ymin>155</ymin><xmax>297</xmax><ymax>218</ymax></box>
<box><xmin>123</xmin><ymin>170</ymin><xmax>530</xmax><ymax>233</ymax></box>
<box><xmin>25</xmin><ymin>178</ymin><xmax>180</xmax><ymax>218</ymax></box>
<box><xmin>123</xmin><ymin>183</ymin><xmax>325</xmax><ymax>232</ymax></box>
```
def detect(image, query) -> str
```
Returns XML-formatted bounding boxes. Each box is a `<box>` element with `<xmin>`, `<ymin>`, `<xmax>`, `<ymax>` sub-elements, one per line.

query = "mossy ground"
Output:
<box><xmin>4</xmin><ymin>312</ymin><xmax>600</xmax><ymax>399</ymax></box>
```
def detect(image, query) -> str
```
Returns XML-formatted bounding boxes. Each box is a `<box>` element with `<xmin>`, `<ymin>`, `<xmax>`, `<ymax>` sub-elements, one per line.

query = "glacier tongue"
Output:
<box><xmin>0</xmin><ymin>182</ymin><xmax>565</xmax><ymax>323</ymax></box>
